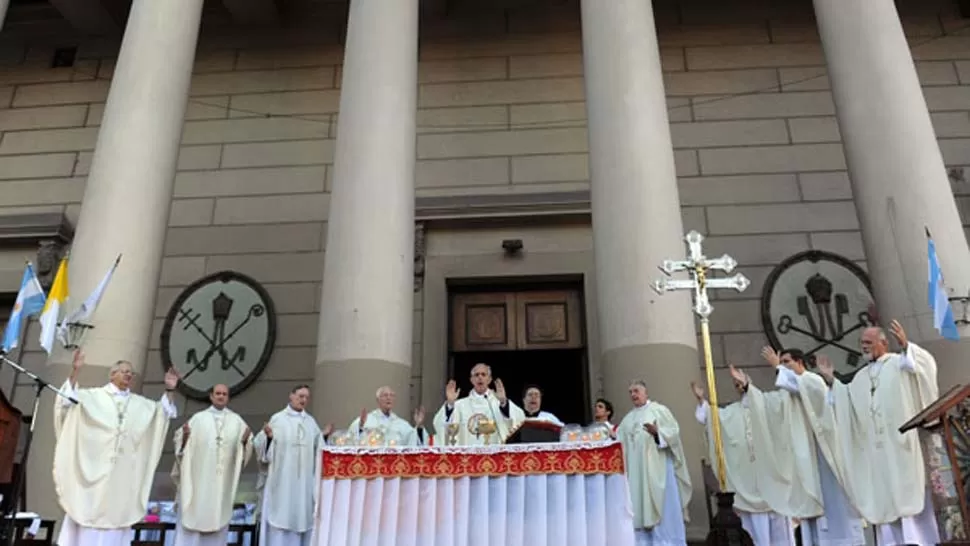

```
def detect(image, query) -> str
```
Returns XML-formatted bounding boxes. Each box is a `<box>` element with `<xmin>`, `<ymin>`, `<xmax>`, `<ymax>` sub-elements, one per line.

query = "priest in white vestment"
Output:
<box><xmin>53</xmin><ymin>350</ymin><xmax>179</xmax><ymax>546</ymax></box>
<box><xmin>617</xmin><ymin>380</ymin><xmax>691</xmax><ymax>545</ymax></box>
<box><xmin>691</xmin><ymin>381</ymin><xmax>796</xmax><ymax>546</ymax></box>
<box><xmin>433</xmin><ymin>363</ymin><xmax>525</xmax><ymax>445</ymax></box>
<box><xmin>253</xmin><ymin>384</ymin><xmax>328</xmax><ymax>546</ymax></box>
<box><xmin>172</xmin><ymin>384</ymin><xmax>253</xmax><ymax>546</ymax></box>
<box><xmin>348</xmin><ymin>386</ymin><xmax>429</xmax><ymax>445</ymax></box>
<box><xmin>723</xmin><ymin>346</ymin><xmax>866</xmax><ymax>546</ymax></box>
<box><xmin>522</xmin><ymin>385</ymin><xmax>564</xmax><ymax>425</ymax></box>
<box><xmin>801</xmin><ymin>322</ymin><xmax>940</xmax><ymax>546</ymax></box>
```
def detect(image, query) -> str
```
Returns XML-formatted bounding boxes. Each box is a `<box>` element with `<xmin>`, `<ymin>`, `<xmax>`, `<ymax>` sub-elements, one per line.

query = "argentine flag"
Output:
<box><xmin>928</xmin><ymin>236</ymin><xmax>960</xmax><ymax>341</ymax></box>
<box><xmin>1</xmin><ymin>264</ymin><xmax>46</xmax><ymax>353</ymax></box>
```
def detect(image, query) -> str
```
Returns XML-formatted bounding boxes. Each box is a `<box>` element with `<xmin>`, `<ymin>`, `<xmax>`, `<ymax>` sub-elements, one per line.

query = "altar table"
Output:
<box><xmin>312</xmin><ymin>441</ymin><xmax>636</xmax><ymax>546</ymax></box>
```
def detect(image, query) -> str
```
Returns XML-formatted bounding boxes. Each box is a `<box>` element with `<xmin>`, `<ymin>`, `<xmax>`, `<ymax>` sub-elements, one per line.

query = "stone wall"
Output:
<box><xmin>0</xmin><ymin>0</ymin><xmax>967</xmax><ymax>510</ymax></box>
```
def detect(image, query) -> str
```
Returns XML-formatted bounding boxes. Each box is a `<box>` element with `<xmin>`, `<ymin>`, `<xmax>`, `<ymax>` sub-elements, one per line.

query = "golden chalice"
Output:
<box><xmin>446</xmin><ymin>422</ymin><xmax>460</xmax><ymax>446</ymax></box>
<box><xmin>468</xmin><ymin>413</ymin><xmax>497</xmax><ymax>445</ymax></box>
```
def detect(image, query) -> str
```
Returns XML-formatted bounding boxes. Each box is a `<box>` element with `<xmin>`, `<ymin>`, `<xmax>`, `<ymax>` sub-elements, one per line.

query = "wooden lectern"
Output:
<box><xmin>899</xmin><ymin>383</ymin><xmax>970</xmax><ymax>545</ymax></box>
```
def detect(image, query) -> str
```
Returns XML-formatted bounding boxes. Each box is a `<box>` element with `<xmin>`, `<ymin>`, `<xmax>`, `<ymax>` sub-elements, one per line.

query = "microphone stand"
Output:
<box><xmin>0</xmin><ymin>352</ymin><xmax>77</xmax><ymax>546</ymax></box>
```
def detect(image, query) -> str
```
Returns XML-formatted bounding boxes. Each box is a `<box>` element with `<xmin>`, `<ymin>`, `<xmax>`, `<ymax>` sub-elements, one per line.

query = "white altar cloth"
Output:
<box><xmin>312</xmin><ymin>442</ymin><xmax>636</xmax><ymax>546</ymax></box>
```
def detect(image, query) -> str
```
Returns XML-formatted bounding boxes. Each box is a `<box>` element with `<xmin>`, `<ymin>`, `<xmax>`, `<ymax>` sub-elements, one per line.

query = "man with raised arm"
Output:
<box><xmin>708</xmin><ymin>344</ymin><xmax>866</xmax><ymax>546</ymax></box>
<box><xmin>53</xmin><ymin>349</ymin><xmax>179</xmax><ymax>546</ymax></box>
<box><xmin>800</xmin><ymin>321</ymin><xmax>940</xmax><ymax>546</ymax></box>
<box><xmin>348</xmin><ymin>385</ymin><xmax>428</xmax><ymax>445</ymax></box>
<box><xmin>433</xmin><ymin>363</ymin><xmax>525</xmax><ymax>445</ymax></box>
<box><xmin>617</xmin><ymin>380</ymin><xmax>691</xmax><ymax>545</ymax></box>
<box><xmin>172</xmin><ymin>383</ymin><xmax>252</xmax><ymax>546</ymax></box>
<box><xmin>691</xmin><ymin>379</ymin><xmax>796</xmax><ymax>546</ymax></box>
<box><xmin>252</xmin><ymin>384</ymin><xmax>330</xmax><ymax>546</ymax></box>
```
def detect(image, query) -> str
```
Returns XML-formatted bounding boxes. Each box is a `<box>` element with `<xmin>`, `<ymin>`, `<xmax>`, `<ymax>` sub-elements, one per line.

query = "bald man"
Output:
<box><xmin>173</xmin><ymin>384</ymin><xmax>252</xmax><ymax>546</ymax></box>
<box><xmin>801</xmin><ymin>321</ymin><xmax>941</xmax><ymax>546</ymax></box>
<box><xmin>433</xmin><ymin>363</ymin><xmax>525</xmax><ymax>445</ymax></box>
<box><xmin>348</xmin><ymin>386</ymin><xmax>428</xmax><ymax>445</ymax></box>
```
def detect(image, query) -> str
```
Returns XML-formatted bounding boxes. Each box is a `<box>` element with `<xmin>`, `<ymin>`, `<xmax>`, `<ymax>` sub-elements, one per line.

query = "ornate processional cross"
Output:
<box><xmin>653</xmin><ymin>230</ymin><xmax>750</xmax><ymax>491</ymax></box>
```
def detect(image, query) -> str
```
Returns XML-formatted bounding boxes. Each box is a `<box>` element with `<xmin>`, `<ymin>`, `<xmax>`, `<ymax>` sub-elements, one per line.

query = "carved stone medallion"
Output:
<box><xmin>761</xmin><ymin>250</ymin><xmax>875</xmax><ymax>381</ymax></box>
<box><xmin>160</xmin><ymin>271</ymin><xmax>277</xmax><ymax>400</ymax></box>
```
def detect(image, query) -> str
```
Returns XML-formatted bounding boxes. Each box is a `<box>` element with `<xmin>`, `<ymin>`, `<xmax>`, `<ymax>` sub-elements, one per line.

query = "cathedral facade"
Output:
<box><xmin>0</xmin><ymin>0</ymin><xmax>968</xmax><ymax>539</ymax></box>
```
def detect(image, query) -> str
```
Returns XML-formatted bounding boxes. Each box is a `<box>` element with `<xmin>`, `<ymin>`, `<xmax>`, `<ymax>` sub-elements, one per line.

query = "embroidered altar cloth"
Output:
<box><xmin>313</xmin><ymin>442</ymin><xmax>636</xmax><ymax>546</ymax></box>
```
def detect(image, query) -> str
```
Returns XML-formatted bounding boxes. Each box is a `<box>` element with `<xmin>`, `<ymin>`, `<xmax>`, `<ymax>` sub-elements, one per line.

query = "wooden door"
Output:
<box><xmin>451</xmin><ymin>292</ymin><xmax>517</xmax><ymax>352</ymax></box>
<box><xmin>515</xmin><ymin>290</ymin><xmax>583</xmax><ymax>350</ymax></box>
<box><xmin>451</xmin><ymin>289</ymin><xmax>583</xmax><ymax>352</ymax></box>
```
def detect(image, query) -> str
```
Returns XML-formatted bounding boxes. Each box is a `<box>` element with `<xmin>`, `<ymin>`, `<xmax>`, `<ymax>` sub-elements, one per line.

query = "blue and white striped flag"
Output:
<box><xmin>928</xmin><ymin>235</ymin><xmax>960</xmax><ymax>341</ymax></box>
<box><xmin>1</xmin><ymin>263</ymin><xmax>46</xmax><ymax>353</ymax></box>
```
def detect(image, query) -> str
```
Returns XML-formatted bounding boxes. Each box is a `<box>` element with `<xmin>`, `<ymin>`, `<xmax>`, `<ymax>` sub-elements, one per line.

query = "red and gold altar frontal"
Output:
<box><xmin>322</xmin><ymin>442</ymin><xmax>625</xmax><ymax>480</ymax></box>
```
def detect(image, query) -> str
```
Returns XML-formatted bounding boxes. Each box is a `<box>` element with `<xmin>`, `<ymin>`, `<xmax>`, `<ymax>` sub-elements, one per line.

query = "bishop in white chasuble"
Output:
<box><xmin>432</xmin><ymin>363</ymin><xmax>525</xmax><ymax>445</ymax></box>
<box><xmin>253</xmin><ymin>384</ymin><xmax>325</xmax><ymax>546</ymax></box>
<box><xmin>53</xmin><ymin>353</ymin><xmax>179</xmax><ymax>546</ymax></box>
<box><xmin>172</xmin><ymin>384</ymin><xmax>253</xmax><ymax>546</ymax></box>
<box><xmin>799</xmin><ymin>322</ymin><xmax>940</xmax><ymax>546</ymax></box>
<box><xmin>617</xmin><ymin>381</ymin><xmax>690</xmax><ymax>545</ymax></box>
<box><xmin>349</xmin><ymin>386</ymin><xmax>428</xmax><ymax>445</ymax></box>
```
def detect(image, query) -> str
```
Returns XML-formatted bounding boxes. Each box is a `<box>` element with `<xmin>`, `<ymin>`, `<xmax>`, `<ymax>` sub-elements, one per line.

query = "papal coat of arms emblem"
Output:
<box><xmin>160</xmin><ymin>271</ymin><xmax>277</xmax><ymax>400</ymax></box>
<box><xmin>761</xmin><ymin>250</ymin><xmax>876</xmax><ymax>381</ymax></box>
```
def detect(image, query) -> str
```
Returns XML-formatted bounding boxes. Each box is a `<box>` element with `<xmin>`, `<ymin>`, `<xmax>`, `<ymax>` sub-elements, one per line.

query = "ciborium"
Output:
<box><xmin>468</xmin><ymin>413</ymin><xmax>497</xmax><ymax>445</ymax></box>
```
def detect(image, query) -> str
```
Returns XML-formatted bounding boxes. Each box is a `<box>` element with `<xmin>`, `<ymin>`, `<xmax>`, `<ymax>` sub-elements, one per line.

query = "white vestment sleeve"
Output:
<box><xmin>159</xmin><ymin>394</ymin><xmax>178</xmax><ymax>419</ymax></box>
<box><xmin>775</xmin><ymin>367</ymin><xmax>799</xmax><ymax>393</ymax></box>
<box><xmin>899</xmin><ymin>343</ymin><xmax>918</xmax><ymax>373</ymax></box>
<box><xmin>695</xmin><ymin>401</ymin><xmax>708</xmax><ymax>425</ymax></box>
<box><xmin>59</xmin><ymin>380</ymin><xmax>77</xmax><ymax>406</ymax></box>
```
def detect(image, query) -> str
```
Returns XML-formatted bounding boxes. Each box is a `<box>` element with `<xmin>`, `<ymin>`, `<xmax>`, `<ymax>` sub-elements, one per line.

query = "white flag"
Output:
<box><xmin>57</xmin><ymin>255</ymin><xmax>120</xmax><ymax>344</ymax></box>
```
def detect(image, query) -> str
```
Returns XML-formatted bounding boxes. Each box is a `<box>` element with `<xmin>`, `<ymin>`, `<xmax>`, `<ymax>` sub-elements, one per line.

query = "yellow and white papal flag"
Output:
<box><xmin>39</xmin><ymin>257</ymin><xmax>68</xmax><ymax>354</ymax></box>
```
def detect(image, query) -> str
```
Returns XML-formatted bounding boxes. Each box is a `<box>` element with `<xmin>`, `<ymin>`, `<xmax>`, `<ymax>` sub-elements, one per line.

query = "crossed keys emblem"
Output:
<box><xmin>775</xmin><ymin>273</ymin><xmax>874</xmax><ymax>371</ymax></box>
<box><xmin>177</xmin><ymin>291</ymin><xmax>266</xmax><ymax>381</ymax></box>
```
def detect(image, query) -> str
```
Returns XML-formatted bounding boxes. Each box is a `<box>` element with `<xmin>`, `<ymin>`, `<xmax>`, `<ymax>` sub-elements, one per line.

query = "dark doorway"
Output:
<box><xmin>451</xmin><ymin>348</ymin><xmax>589</xmax><ymax>425</ymax></box>
<box><xmin>447</xmin><ymin>279</ymin><xmax>591</xmax><ymax>426</ymax></box>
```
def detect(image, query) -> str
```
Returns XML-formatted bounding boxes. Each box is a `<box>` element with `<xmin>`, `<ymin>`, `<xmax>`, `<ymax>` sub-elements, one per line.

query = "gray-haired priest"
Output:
<box><xmin>617</xmin><ymin>380</ymin><xmax>691</xmax><ymax>545</ymax></box>
<box><xmin>433</xmin><ymin>363</ymin><xmax>525</xmax><ymax>445</ymax></box>
<box><xmin>253</xmin><ymin>384</ymin><xmax>328</xmax><ymax>546</ymax></box>
<box><xmin>172</xmin><ymin>383</ymin><xmax>252</xmax><ymax>546</ymax></box>
<box><xmin>53</xmin><ymin>350</ymin><xmax>179</xmax><ymax>546</ymax></box>
<box><xmin>349</xmin><ymin>386</ymin><xmax>428</xmax><ymax>445</ymax></box>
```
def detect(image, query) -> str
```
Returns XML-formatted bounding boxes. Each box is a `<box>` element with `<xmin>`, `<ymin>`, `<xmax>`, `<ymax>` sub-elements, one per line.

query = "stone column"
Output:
<box><xmin>27</xmin><ymin>0</ymin><xmax>204</xmax><ymax>524</ymax></box>
<box><xmin>0</xmin><ymin>0</ymin><xmax>9</xmax><ymax>31</ymax></box>
<box><xmin>580</xmin><ymin>0</ymin><xmax>706</xmax><ymax>534</ymax></box>
<box><xmin>814</xmin><ymin>0</ymin><xmax>970</xmax><ymax>388</ymax></box>
<box><xmin>314</xmin><ymin>0</ymin><xmax>419</xmax><ymax>423</ymax></box>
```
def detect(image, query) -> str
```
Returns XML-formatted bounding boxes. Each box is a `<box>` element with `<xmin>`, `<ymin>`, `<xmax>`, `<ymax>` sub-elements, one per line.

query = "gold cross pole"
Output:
<box><xmin>653</xmin><ymin>230</ymin><xmax>750</xmax><ymax>491</ymax></box>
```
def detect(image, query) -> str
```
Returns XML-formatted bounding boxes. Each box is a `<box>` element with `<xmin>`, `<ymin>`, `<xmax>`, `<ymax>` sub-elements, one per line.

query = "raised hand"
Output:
<box><xmin>413</xmin><ymin>405</ymin><xmax>425</xmax><ymax>426</ymax></box>
<box><xmin>690</xmin><ymin>381</ymin><xmax>705</xmax><ymax>402</ymax></box>
<box><xmin>816</xmin><ymin>354</ymin><xmax>835</xmax><ymax>382</ymax></box>
<box><xmin>728</xmin><ymin>364</ymin><xmax>747</xmax><ymax>385</ymax></box>
<box><xmin>494</xmin><ymin>379</ymin><xmax>507</xmax><ymax>404</ymax></box>
<box><xmin>445</xmin><ymin>380</ymin><xmax>459</xmax><ymax>404</ymax></box>
<box><xmin>164</xmin><ymin>367</ymin><xmax>180</xmax><ymax>390</ymax></box>
<box><xmin>889</xmin><ymin>319</ymin><xmax>908</xmax><ymax>350</ymax></box>
<box><xmin>322</xmin><ymin>423</ymin><xmax>333</xmax><ymax>437</ymax></box>
<box><xmin>263</xmin><ymin>422</ymin><xmax>273</xmax><ymax>439</ymax></box>
<box><xmin>761</xmin><ymin>346</ymin><xmax>781</xmax><ymax>368</ymax></box>
<box><xmin>359</xmin><ymin>408</ymin><xmax>368</xmax><ymax>429</ymax></box>
<box><xmin>643</xmin><ymin>421</ymin><xmax>658</xmax><ymax>436</ymax></box>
